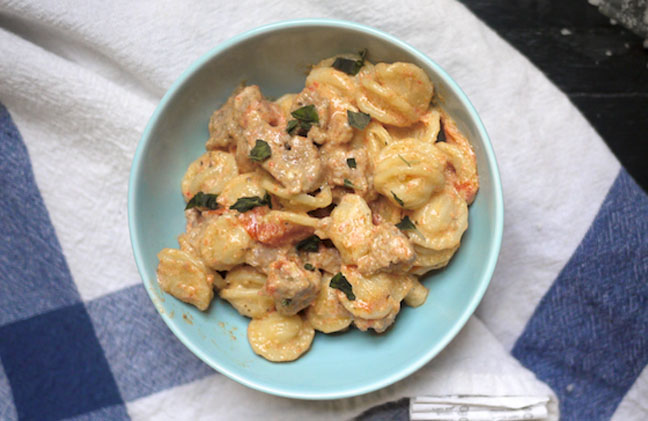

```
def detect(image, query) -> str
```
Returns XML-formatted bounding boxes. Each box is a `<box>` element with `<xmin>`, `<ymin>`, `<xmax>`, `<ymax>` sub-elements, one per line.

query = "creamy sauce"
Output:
<box><xmin>155</xmin><ymin>53</ymin><xmax>479</xmax><ymax>362</ymax></box>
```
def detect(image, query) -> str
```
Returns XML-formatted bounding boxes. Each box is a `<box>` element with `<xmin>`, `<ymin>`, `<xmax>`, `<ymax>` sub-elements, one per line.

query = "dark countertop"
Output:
<box><xmin>459</xmin><ymin>0</ymin><xmax>648</xmax><ymax>192</ymax></box>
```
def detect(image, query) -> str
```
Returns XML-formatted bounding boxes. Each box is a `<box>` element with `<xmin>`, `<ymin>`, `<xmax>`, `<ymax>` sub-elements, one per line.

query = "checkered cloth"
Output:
<box><xmin>1</xmin><ymin>1</ymin><xmax>647</xmax><ymax>420</ymax></box>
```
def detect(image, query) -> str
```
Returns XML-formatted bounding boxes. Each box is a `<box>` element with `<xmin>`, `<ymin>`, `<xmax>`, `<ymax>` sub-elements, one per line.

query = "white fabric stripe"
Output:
<box><xmin>612</xmin><ymin>365</ymin><xmax>648</xmax><ymax>421</ymax></box>
<box><xmin>0</xmin><ymin>27</ymin><xmax>154</xmax><ymax>301</ymax></box>
<box><xmin>0</xmin><ymin>11</ymin><xmax>160</xmax><ymax>103</ymax></box>
<box><xmin>126</xmin><ymin>318</ymin><xmax>557</xmax><ymax>421</ymax></box>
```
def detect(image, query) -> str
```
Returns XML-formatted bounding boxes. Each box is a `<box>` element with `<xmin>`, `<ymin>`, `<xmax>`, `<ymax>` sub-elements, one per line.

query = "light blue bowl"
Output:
<box><xmin>128</xmin><ymin>19</ymin><xmax>503</xmax><ymax>400</ymax></box>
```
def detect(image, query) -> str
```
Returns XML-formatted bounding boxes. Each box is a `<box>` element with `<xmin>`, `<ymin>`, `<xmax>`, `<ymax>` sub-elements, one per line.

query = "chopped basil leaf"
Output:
<box><xmin>396</xmin><ymin>215</ymin><xmax>416</xmax><ymax>230</ymax></box>
<box><xmin>344</xmin><ymin>179</ymin><xmax>354</xmax><ymax>189</ymax></box>
<box><xmin>332</xmin><ymin>58</ymin><xmax>359</xmax><ymax>75</ymax></box>
<box><xmin>281</xmin><ymin>298</ymin><xmax>292</xmax><ymax>307</ymax></box>
<box><xmin>331</xmin><ymin>49</ymin><xmax>367</xmax><ymax>76</ymax></box>
<box><xmin>304</xmin><ymin>263</ymin><xmax>316</xmax><ymax>271</ymax></box>
<box><xmin>296</xmin><ymin>235</ymin><xmax>321</xmax><ymax>252</ymax></box>
<box><xmin>249</xmin><ymin>139</ymin><xmax>271</xmax><ymax>162</ymax></box>
<box><xmin>229</xmin><ymin>194</ymin><xmax>271</xmax><ymax>213</ymax></box>
<box><xmin>185</xmin><ymin>192</ymin><xmax>219</xmax><ymax>210</ymax></box>
<box><xmin>288</xmin><ymin>105</ymin><xmax>319</xmax><ymax>135</ymax></box>
<box><xmin>436</xmin><ymin>121</ymin><xmax>446</xmax><ymax>143</ymax></box>
<box><xmin>286</xmin><ymin>119</ymin><xmax>299</xmax><ymax>134</ymax></box>
<box><xmin>398</xmin><ymin>154</ymin><xmax>412</xmax><ymax>167</ymax></box>
<box><xmin>347</xmin><ymin>110</ymin><xmax>371</xmax><ymax>129</ymax></box>
<box><xmin>330</xmin><ymin>272</ymin><xmax>355</xmax><ymax>301</ymax></box>
<box><xmin>346</xmin><ymin>158</ymin><xmax>357</xmax><ymax>169</ymax></box>
<box><xmin>291</xmin><ymin>104</ymin><xmax>319</xmax><ymax>125</ymax></box>
<box><xmin>391</xmin><ymin>191</ymin><xmax>404</xmax><ymax>207</ymax></box>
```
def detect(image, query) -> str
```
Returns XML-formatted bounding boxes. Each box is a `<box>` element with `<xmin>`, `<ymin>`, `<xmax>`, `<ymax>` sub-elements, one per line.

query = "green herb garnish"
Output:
<box><xmin>296</xmin><ymin>235</ymin><xmax>321</xmax><ymax>252</ymax></box>
<box><xmin>396</xmin><ymin>215</ymin><xmax>416</xmax><ymax>231</ymax></box>
<box><xmin>436</xmin><ymin>121</ymin><xmax>446</xmax><ymax>143</ymax></box>
<box><xmin>331</xmin><ymin>49</ymin><xmax>367</xmax><ymax>76</ymax></box>
<box><xmin>391</xmin><ymin>191</ymin><xmax>404</xmax><ymax>207</ymax></box>
<box><xmin>346</xmin><ymin>158</ymin><xmax>357</xmax><ymax>169</ymax></box>
<box><xmin>398</xmin><ymin>154</ymin><xmax>412</xmax><ymax>167</ymax></box>
<box><xmin>347</xmin><ymin>110</ymin><xmax>371</xmax><ymax>129</ymax></box>
<box><xmin>287</xmin><ymin>105</ymin><xmax>319</xmax><ymax>136</ymax></box>
<box><xmin>289</xmin><ymin>104</ymin><xmax>319</xmax><ymax>135</ymax></box>
<box><xmin>281</xmin><ymin>298</ymin><xmax>292</xmax><ymax>307</ymax></box>
<box><xmin>304</xmin><ymin>263</ymin><xmax>316</xmax><ymax>271</ymax></box>
<box><xmin>185</xmin><ymin>192</ymin><xmax>219</xmax><ymax>210</ymax></box>
<box><xmin>249</xmin><ymin>139</ymin><xmax>271</xmax><ymax>162</ymax></box>
<box><xmin>344</xmin><ymin>179</ymin><xmax>355</xmax><ymax>189</ymax></box>
<box><xmin>286</xmin><ymin>119</ymin><xmax>299</xmax><ymax>134</ymax></box>
<box><xmin>291</xmin><ymin>104</ymin><xmax>319</xmax><ymax>123</ymax></box>
<box><xmin>330</xmin><ymin>272</ymin><xmax>355</xmax><ymax>301</ymax></box>
<box><xmin>230</xmin><ymin>193</ymin><xmax>272</xmax><ymax>213</ymax></box>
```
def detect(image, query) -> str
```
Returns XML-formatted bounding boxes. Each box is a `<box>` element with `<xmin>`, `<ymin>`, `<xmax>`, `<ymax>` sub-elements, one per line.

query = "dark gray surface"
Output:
<box><xmin>353</xmin><ymin>398</ymin><xmax>410</xmax><ymax>421</ymax></box>
<box><xmin>460</xmin><ymin>0</ymin><xmax>648</xmax><ymax>192</ymax></box>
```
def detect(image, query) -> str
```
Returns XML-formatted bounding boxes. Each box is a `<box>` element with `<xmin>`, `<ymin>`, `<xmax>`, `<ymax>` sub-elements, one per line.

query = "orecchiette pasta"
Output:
<box><xmin>407</xmin><ymin>187</ymin><xmax>468</xmax><ymax>251</ymax></box>
<box><xmin>306</xmin><ymin>65</ymin><xmax>356</xmax><ymax>99</ymax></box>
<box><xmin>247</xmin><ymin>312</ymin><xmax>315</xmax><ymax>362</ymax></box>
<box><xmin>217</xmin><ymin>172</ymin><xmax>266</xmax><ymax>208</ymax></box>
<box><xmin>409</xmin><ymin>244</ymin><xmax>460</xmax><ymax>275</ymax></box>
<box><xmin>156</xmin><ymin>52</ymin><xmax>478</xmax><ymax>362</ymax></box>
<box><xmin>360</xmin><ymin>121</ymin><xmax>390</xmax><ymax>168</ymax></box>
<box><xmin>356</xmin><ymin>62</ymin><xmax>433</xmax><ymax>127</ymax></box>
<box><xmin>264</xmin><ymin>210</ymin><xmax>322</xmax><ymax>231</ymax></box>
<box><xmin>341</xmin><ymin>267</ymin><xmax>414</xmax><ymax>333</ymax></box>
<box><xmin>260</xmin><ymin>171</ymin><xmax>332</xmax><ymax>212</ymax></box>
<box><xmin>336</xmin><ymin>266</ymin><xmax>413</xmax><ymax>321</ymax></box>
<box><xmin>327</xmin><ymin>194</ymin><xmax>374</xmax><ymax>263</ymax></box>
<box><xmin>177</xmin><ymin>225</ymin><xmax>201</xmax><ymax>257</ymax></box>
<box><xmin>219</xmin><ymin>266</ymin><xmax>275</xmax><ymax>318</ymax></box>
<box><xmin>157</xmin><ymin>248</ymin><xmax>218</xmax><ymax>311</ymax></box>
<box><xmin>181</xmin><ymin>151</ymin><xmax>238</xmax><ymax>201</ymax></box>
<box><xmin>438</xmin><ymin>110</ymin><xmax>479</xmax><ymax>204</ymax></box>
<box><xmin>387</xmin><ymin>108</ymin><xmax>441</xmax><ymax>144</ymax></box>
<box><xmin>374</xmin><ymin>139</ymin><xmax>447</xmax><ymax>209</ymax></box>
<box><xmin>305</xmin><ymin>273</ymin><xmax>353</xmax><ymax>333</ymax></box>
<box><xmin>199</xmin><ymin>213</ymin><xmax>252</xmax><ymax>270</ymax></box>
<box><xmin>404</xmin><ymin>279</ymin><xmax>429</xmax><ymax>307</ymax></box>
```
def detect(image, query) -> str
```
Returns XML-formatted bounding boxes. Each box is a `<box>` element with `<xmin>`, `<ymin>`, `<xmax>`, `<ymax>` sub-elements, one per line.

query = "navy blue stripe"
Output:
<box><xmin>0</xmin><ymin>103</ymin><xmax>81</xmax><ymax>326</ymax></box>
<box><xmin>65</xmin><ymin>403</ymin><xmax>129</xmax><ymax>421</ymax></box>
<box><xmin>0</xmin><ymin>104</ymin><xmax>128</xmax><ymax>420</ymax></box>
<box><xmin>512</xmin><ymin>169</ymin><xmax>648</xmax><ymax>420</ymax></box>
<box><xmin>0</xmin><ymin>304</ymin><xmax>125</xmax><ymax>421</ymax></box>
<box><xmin>87</xmin><ymin>284</ymin><xmax>214</xmax><ymax>401</ymax></box>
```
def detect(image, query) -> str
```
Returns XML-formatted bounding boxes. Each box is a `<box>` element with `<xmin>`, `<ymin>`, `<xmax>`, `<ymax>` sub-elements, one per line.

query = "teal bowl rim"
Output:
<box><xmin>128</xmin><ymin>18</ymin><xmax>504</xmax><ymax>400</ymax></box>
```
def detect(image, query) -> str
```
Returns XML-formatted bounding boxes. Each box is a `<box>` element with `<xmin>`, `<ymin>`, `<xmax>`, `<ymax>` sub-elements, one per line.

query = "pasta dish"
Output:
<box><xmin>156</xmin><ymin>51</ymin><xmax>479</xmax><ymax>362</ymax></box>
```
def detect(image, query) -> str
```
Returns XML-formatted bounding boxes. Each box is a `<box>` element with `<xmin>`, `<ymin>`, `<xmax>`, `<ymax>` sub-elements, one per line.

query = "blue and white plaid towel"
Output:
<box><xmin>1</xmin><ymin>1</ymin><xmax>646</xmax><ymax>420</ymax></box>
